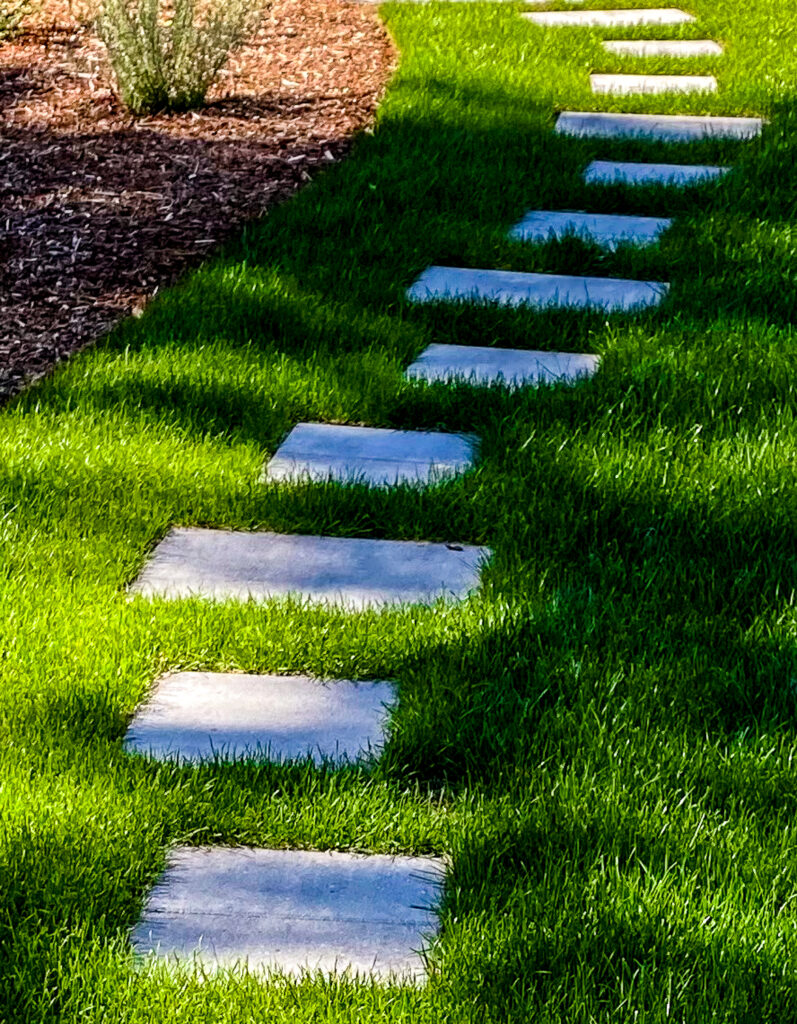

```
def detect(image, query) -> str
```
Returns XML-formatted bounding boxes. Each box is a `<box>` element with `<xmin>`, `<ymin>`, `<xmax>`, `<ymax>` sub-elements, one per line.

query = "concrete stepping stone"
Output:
<box><xmin>602</xmin><ymin>39</ymin><xmax>723</xmax><ymax>57</ymax></box>
<box><xmin>584</xmin><ymin>159</ymin><xmax>730</xmax><ymax>186</ymax></box>
<box><xmin>130</xmin><ymin>528</ymin><xmax>488</xmax><ymax>609</ymax></box>
<box><xmin>406</xmin><ymin>343</ymin><xmax>599</xmax><ymax>387</ymax></box>
<box><xmin>125</xmin><ymin>672</ymin><xmax>395</xmax><ymax>764</ymax></box>
<box><xmin>132</xmin><ymin>846</ymin><xmax>444</xmax><ymax>979</ymax></box>
<box><xmin>556</xmin><ymin>111</ymin><xmax>764</xmax><ymax>141</ymax></box>
<box><xmin>523</xmin><ymin>8</ymin><xmax>694</xmax><ymax>27</ymax></box>
<box><xmin>509</xmin><ymin>209</ymin><xmax>671</xmax><ymax>249</ymax></box>
<box><xmin>590</xmin><ymin>73</ymin><xmax>717</xmax><ymax>95</ymax></box>
<box><xmin>264</xmin><ymin>422</ymin><xmax>476</xmax><ymax>487</ymax></box>
<box><xmin>408</xmin><ymin>266</ymin><xmax>668</xmax><ymax>312</ymax></box>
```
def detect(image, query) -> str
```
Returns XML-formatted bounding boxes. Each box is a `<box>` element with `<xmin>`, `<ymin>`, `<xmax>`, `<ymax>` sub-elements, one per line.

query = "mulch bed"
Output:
<box><xmin>0</xmin><ymin>0</ymin><xmax>394</xmax><ymax>401</ymax></box>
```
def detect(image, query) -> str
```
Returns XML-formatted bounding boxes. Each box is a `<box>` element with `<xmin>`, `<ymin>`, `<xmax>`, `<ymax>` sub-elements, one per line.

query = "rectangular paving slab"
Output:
<box><xmin>132</xmin><ymin>846</ymin><xmax>445</xmax><ymax>980</ymax></box>
<box><xmin>523</xmin><ymin>8</ymin><xmax>694</xmax><ymax>26</ymax></box>
<box><xmin>590</xmin><ymin>73</ymin><xmax>717</xmax><ymax>94</ymax></box>
<box><xmin>602</xmin><ymin>38</ymin><xmax>723</xmax><ymax>57</ymax></box>
<box><xmin>125</xmin><ymin>672</ymin><xmax>395</xmax><ymax>764</ymax></box>
<box><xmin>557</xmin><ymin>111</ymin><xmax>764</xmax><ymax>141</ymax></box>
<box><xmin>130</xmin><ymin>528</ymin><xmax>488</xmax><ymax>609</ymax></box>
<box><xmin>406</xmin><ymin>343</ymin><xmax>599</xmax><ymax>387</ymax></box>
<box><xmin>264</xmin><ymin>422</ymin><xmax>476</xmax><ymax>487</ymax></box>
<box><xmin>408</xmin><ymin>265</ymin><xmax>668</xmax><ymax>312</ymax></box>
<box><xmin>509</xmin><ymin>209</ymin><xmax>671</xmax><ymax>249</ymax></box>
<box><xmin>584</xmin><ymin>159</ymin><xmax>730</xmax><ymax>186</ymax></box>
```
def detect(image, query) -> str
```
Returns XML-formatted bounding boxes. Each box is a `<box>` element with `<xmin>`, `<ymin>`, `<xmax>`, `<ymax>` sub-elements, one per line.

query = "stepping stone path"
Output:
<box><xmin>602</xmin><ymin>39</ymin><xmax>723</xmax><ymax>57</ymax></box>
<box><xmin>406</xmin><ymin>343</ymin><xmax>599</xmax><ymax>387</ymax></box>
<box><xmin>131</xmin><ymin>528</ymin><xmax>488</xmax><ymax>609</ymax></box>
<box><xmin>523</xmin><ymin>8</ymin><xmax>695</xmax><ymax>27</ymax></box>
<box><xmin>264</xmin><ymin>422</ymin><xmax>476</xmax><ymax>487</ymax></box>
<box><xmin>584</xmin><ymin>159</ymin><xmax>730</xmax><ymax>187</ymax></box>
<box><xmin>408</xmin><ymin>266</ymin><xmax>668</xmax><ymax>312</ymax></box>
<box><xmin>125</xmin><ymin>672</ymin><xmax>395</xmax><ymax>764</ymax></box>
<box><xmin>556</xmin><ymin>111</ymin><xmax>764</xmax><ymax>141</ymax></box>
<box><xmin>130</xmin><ymin>0</ymin><xmax>767</xmax><ymax>984</ymax></box>
<box><xmin>509</xmin><ymin>210</ymin><xmax>672</xmax><ymax>249</ymax></box>
<box><xmin>133</xmin><ymin>847</ymin><xmax>444</xmax><ymax>979</ymax></box>
<box><xmin>590</xmin><ymin>74</ymin><xmax>717</xmax><ymax>95</ymax></box>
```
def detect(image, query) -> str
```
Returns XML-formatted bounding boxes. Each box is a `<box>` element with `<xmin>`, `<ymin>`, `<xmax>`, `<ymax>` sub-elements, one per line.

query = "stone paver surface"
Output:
<box><xmin>131</xmin><ymin>528</ymin><xmax>488</xmax><ymax>609</ymax></box>
<box><xmin>264</xmin><ymin>422</ymin><xmax>476</xmax><ymax>487</ymax></box>
<box><xmin>602</xmin><ymin>39</ymin><xmax>723</xmax><ymax>57</ymax></box>
<box><xmin>590</xmin><ymin>73</ymin><xmax>717</xmax><ymax>95</ymax></box>
<box><xmin>408</xmin><ymin>266</ymin><xmax>668</xmax><ymax>312</ymax></box>
<box><xmin>584</xmin><ymin>159</ymin><xmax>730</xmax><ymax>187</ymax></box>
<box><xmin>509</xmin><ymin>209</ymin><xmax>671</xmax><ymax>249</ymax></box>
<box><xmin>557</xmin><ymin>111</ymin><xmax>764</xmax><ymax>142</ymax></box>
<box><xmin>125</xmin><ymin>672</ymin><xmax>395</xmax><ymax>764</ymax></box>
<box><xmin>523</xmin><ymin>8</ymin><xmax>694</xmax><ymax>27</ymax></box>
<box><xmin>132</xmin><ymin>846</ymin><xmax>445</xmax><ymax>979</ymax></box>
<box><xmin>406</xmin><ymin>343</ymin><xmax>599</xmax><ymax>387</ymax></box>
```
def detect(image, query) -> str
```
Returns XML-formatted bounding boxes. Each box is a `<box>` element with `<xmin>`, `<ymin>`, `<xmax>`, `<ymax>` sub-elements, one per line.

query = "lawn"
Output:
<box><xmin>2</xmin><ymin>0</ymin><xmax>797</xmax><ymax>1020</ymax></box>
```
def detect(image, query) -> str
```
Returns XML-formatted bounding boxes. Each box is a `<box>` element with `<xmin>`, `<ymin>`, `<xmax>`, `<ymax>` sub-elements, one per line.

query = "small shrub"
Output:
<box><xmin>1</xmin><ymin>0</ymin><xmax>33</xmax><ymax>38</ymax></box>
<box><xmin>97</xmin><ymin>0</ymin><xmax>259</xmax><ymax>114</ymax></box>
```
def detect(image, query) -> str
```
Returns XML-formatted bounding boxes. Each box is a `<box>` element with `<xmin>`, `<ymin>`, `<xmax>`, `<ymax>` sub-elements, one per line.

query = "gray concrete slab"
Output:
<box><xmin>125</xmin><ymin>672</ymin><xmax>395</xmax><ymax>764</ymax></box>
<box><xmin>132</xmin><ymin>846</ymin><xmax>444</xmax><ymax>980</ymax></box>
<box><xmin>407</xmin><ymin>265</ymin><xmax>668</xmax><ymax>312</ymax></box>
<box><xmin>523</xmin><ymin>8</ymin><xmax>694</xmax><ymax>26</ymax></box>
<box><xmin>591</xmin><ymin>73</ymin><xmax>717</xmax><ymax>94</ymax></box>
<box><xmin>602</xmin><ymin>39</ymin><xmax>723</xmax><ymax>57</ymax></box>
<box><xmin>584</xmin><ymin>159</ymin><xmax>730</xmax><ymax>186</ymax></box>
<box><xmin>406</xmin><ymin>343</ymin><xmax>599</xmax><ymax>387</ymax></box>
<box><xmin>264</xmin><ymin>422</ymin><xmax>476</xmax><ymax>487</ymax></box>
<box><xmin>130</xmin><ymin>528</ymin><xmax>488</xmax><ymax>609</ymax></box>
<box><xmin>557</xmin><ymin>110</ymin><xmax>764</xmax><ymax>141</ymax></box>
<box><xmin>509</xmin><ymin>209</ymin><xmax>671</xmax><ymax>249</ymax></box>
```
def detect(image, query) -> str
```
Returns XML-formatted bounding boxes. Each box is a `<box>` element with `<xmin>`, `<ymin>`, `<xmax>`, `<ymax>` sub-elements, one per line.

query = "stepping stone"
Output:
<box><xmin>602</xmin><ymin>39</ymin><xmax>723</xmax><ymax>57</ymax></box>
<box><xmin>132</xmin><ymin>846</ymin><xmax>444</xmax><ymax>979</ymax></box>
<box><xmin>590</xmin><ymin>73</ymin><xmax>717</xmax><ymax>95</ymax></box>
<box><xmin>509</xmin><ymin>209</ymin><xmax>671</xmax><ymax>249</ymax></box>
<box><xmin>125</xmin><ymin>672</ymin><xmax>395</xmax><ymax>764</ymax></box>
<box><xmin>584</xmin><ymin>159</ymin><xmax>730</xmax><ymax>186</ymax></box>
<box><xmin>408</xmin><ymin>266</ymin><xmax>668</xmax><ymax>312</ymax></box>
<box><xmin>523</xmin><ymin>8</ymin><xmax>694</xmax><ymax>27</ymax></box>
<box><xmin>556</xmin><ymin>111</ymin><xmax>764</xmax><ymax>141</ymax></box>
<box><xmin>130</xmin><ymin>528</ymin><xmax>488</xmax><ymax>609</ymax></box>
<box><xmin>406</xmin><ymin>343</ymin><xmax>599</xmax><ymax>387</ymax></box>
<box><xmin>264</xmin><ymin>422</ymin><xmax>476</xmax><ymax>487</ymax></box>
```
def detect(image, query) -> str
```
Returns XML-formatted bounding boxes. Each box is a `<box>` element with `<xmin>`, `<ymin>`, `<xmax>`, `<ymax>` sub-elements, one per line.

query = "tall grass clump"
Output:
<box><xmin>97</xmin><ymin>0</ymin><xmax>259</xmax><ymax>114</ymax></box>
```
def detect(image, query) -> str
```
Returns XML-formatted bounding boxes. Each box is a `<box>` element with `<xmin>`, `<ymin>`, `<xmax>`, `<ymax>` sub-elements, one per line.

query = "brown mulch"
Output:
<box><xmin>0</xmin><ymin>0</ymin><xmax>395</xmax><ymax>400</ymax></box>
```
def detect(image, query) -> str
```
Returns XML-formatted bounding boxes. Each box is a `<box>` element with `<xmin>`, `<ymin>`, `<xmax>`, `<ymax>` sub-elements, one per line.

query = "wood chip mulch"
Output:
<box><xmin>0</xmin><ymin>0</ymin><xmax>394</xmax><ymax>401</ymax></box>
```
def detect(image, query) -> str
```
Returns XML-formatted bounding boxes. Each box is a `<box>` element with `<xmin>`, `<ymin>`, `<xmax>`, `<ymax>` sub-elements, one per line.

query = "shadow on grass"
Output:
<box><xmin>445</xmin><ymin>814</ymin><xmax>797</xmax><ymax>1020</ymax></box>
<box><xmin>12</xmin><ymin>87</ymin><xmax>796</xmax><ymax>453</ymax></box>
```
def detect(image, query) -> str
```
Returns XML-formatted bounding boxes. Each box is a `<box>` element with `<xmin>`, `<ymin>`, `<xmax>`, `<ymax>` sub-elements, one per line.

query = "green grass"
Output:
<box><xmin>2</xmin><ymin>0</ymin><xmax>797</xmax><ymax>1020</ymax></box>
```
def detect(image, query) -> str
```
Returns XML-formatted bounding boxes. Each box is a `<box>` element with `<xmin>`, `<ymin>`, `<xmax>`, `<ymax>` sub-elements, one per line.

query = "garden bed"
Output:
<box><xmin>0</xmin><ymin>0</ymin><xmax>394</xmax><ymax>400</ymax></box>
